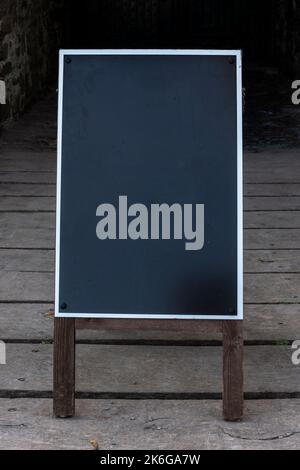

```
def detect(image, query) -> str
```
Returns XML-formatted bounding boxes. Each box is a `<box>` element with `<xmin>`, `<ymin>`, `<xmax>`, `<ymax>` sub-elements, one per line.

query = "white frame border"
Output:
<box><xmin>55</xmin><ymin>49</ymin><xmax>243</xmax><ymax>321</ymax></box>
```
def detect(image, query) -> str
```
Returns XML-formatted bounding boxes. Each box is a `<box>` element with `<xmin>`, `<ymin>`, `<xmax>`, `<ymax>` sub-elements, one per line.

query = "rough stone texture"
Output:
<box><xmin>276</xmin><ymin>0</ymin><xmax>300</xmax><ymax>75</ymax></box>
<box><xmin>0</xmin><ymin>0</ymin><xmax>64</xmax><ymax>123</ymax></box>
<box><xmin>1</xmin><ymin>0</ymin><xmax>300</xmax><ymax>127</ymax></box>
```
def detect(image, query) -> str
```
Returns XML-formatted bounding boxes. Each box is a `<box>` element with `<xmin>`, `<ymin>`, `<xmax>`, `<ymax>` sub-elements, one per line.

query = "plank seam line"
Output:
<box><xmin>0</xmin><ymin>301</ymin><xmax>299</xmax><ymax>306</ymax></box>
<box><xmin>245</xmin><ymin>272</ymin><xmax>300</xmax><ymax>274</ymax></box>
<box><xmin>1</xmin><ymin>339</ymin><xmax>294</xmax><ymax>347</ymax></box>
<box><xmin>245</xmin><ymin>183</ymin><xmax>300</xmax><ymax>185</ymax></box>
<box><xmin>5</xmin><ymin>248</ymin><xmax>299</xmax><ymax>252</ymax></box>
<box><xmin>0</xmin><ymin>211</ymin><xmax>55</xmax><ymax>214</ymax></box>
<box><xmin>245</xmin><ymin>210</ymin><xmax>300</xmax><ymax>213</ymax></box>
<box><xmin>0</xmin><ymin>391</ymin><xmax>300</xmax><ymax>400</ymax></box>
<box><xmin>1</xmin><ymin>270</ymin><xmax>300</xmax><ymax>275</ymax></box>
<box><xmin>0</xmin><ymin>248</ymin><xmax>55</xmax><ymax>251</ymax></box>
<box><xmin>0</xmin><ymin>182</ymin><xmax>56</xmax><ymax>186</ymax></box>
<box><xmin>244</xmin><ymin>302</ymin><xmax>300</xmax><ymax>305</ymax></box>
<box><xmin>0</xmin><ymin>171</ymin><xmax>56</xmax><ymax>174</ymax></box>
<box><xmin>246</xmin><ymin>249</ymin><xmax>300</xmax><ymax>252</ymax></box>
<box><xmin>0</xmin><ymin>301</ymin><xmax>54</xmax><ymax>304</ymax></box>
<box><xmin>244</xmin><ymin>183</ymin><xmax>300</xmax><ymax>185</ymax></box>
<box><xmin>2</xmin><ymin>195</ymin><xmax>300</xmax><ymax>199</ymax></box>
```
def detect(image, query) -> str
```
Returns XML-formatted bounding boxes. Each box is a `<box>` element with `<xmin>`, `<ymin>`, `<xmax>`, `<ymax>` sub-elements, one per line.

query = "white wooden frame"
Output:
<box><xmin>55</xmin><ymin>50</ymin><xmax>243</xmax><ymax>320</ymax></box>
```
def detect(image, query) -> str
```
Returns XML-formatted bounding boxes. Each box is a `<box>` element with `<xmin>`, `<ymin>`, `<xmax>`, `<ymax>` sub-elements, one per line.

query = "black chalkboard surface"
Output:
<box><xmin>56</xmin><ymin>50</ymin><xmax>243</xmax><ymax>320</ymax></box>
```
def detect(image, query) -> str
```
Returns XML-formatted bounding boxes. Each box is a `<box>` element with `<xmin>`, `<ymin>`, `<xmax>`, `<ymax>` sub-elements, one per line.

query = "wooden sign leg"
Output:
<box><xmin>222</xmin><ymin>320</ymin><xmax>244</xmax><ymax>421</ymax></box>
<box><xmin>53</xmin><ymin>318</ymin><xmax>76</xmax><ymax>418</ymax></box>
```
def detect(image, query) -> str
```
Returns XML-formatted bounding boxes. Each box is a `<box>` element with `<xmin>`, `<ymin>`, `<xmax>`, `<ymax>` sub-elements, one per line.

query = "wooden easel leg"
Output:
<box><xmin>222</xmin><ymin>320</ymin><xmax>244</xmax><ymax>421</ymax></box>
<box><xmin>53</xmin><ymin>317</ymin><xmax>75</xmax><ymax>418</ymax></box>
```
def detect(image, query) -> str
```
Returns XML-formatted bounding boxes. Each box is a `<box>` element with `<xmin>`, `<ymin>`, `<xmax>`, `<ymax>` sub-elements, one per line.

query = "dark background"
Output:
<box><xmin>1</xmin><ymin>0</ymin><xmax>300</xmax><ymax>125</ymax></box>
<box><xmin>63</xmin><ymin>0</ymin><xmax>292</xmax><ymax>69</ymax></box>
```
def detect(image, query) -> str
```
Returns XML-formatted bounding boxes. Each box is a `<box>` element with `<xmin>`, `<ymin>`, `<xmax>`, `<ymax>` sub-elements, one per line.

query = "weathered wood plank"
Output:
<box><xmin>0</xmin><ymin>152</ymin><xmax>299</xmax><ymax>187</ymax></box>
<box><xmin>0</xmin><ymin>271</ymin><xmax>54</xmax><ymax>301</ymax></box>
<box><xmin>0</xmin><ymin>152</ymin><xmax>56</xmax><ymax>172</ymax></box>
<box><xmin>0</xmin><ymin>268</ymin><xmax>299</xmax><ymax>303</ymax></box>
<box><xmin>0</xmin><ymin>398</ymin><xmax>299</xmax><ymax>450</ymax></box>
<box><xmin>0</xmin><ymin>213</ymin><xmax>55</xmax><ymax>248</ymax></box>
<box><xmin>0</xmin><ymin>197</ymin><xmax>55</xmax><ymax>212</ymax></box>
<box><xmin>245</xmin><ymin>250</ymin><xmax>300</xmax><ymax>273</ymax></box>
<box><xmin>2</xmin><ymin>150</ymin><xmax>299</xmax><ymax>173</ymax></box>
<box><xmin>245</xmin><ymin>212</ymin><xmax>300</xmax><ymax>229</ymax></box>
<box><xmin>1</xmin><ymin>248</ymin><xmax>299</xmax><ymax>275</ymax></box>
<box><xmin>0</xmin><ymin>183</ymin><xmax>56</xmax><ymax>197</ymax></box>
<box><xmin>0</xmin><ymin>205</ymin><xmax>298</xmax><ymax>230</ymax></box>
<box><xmin>245</xmin><ymin>184</ymin><xmax>300</xmax><ymax>197</ymax></box>
<box><xmin>244</xmin><ymin>169</ymin><xmax>300</xmax><ymax>184</ymax></box>
<box><xmin>1</xmin><ymin>344</ymin><xmax>299</xmax><ymax>393</ymax></box>
<box><xmin>0</xmin><ymin>249</ymin><xmax>54</xmax><ymax>272</ymax></box>
<box><xmin>244</xmin><ymin>157</ymin><xmax>300</xmax><ymax>183</ymax></box>
<box><xmin>0</xmin><ymin>270</ymin><xmax>299</xmax><ymax>303</ymax></box>
<box><xmin>245</xmin><ymin>198</ymin><xmax>300</xmax><ymax>211</ymax></box>
<box><xmin>0</xmin><ymin>303</ymin><xmax>299</xmax><ymax>342</ymax></box>
<box><xmin>1</xmin><ymin>209</ymin><xmax>298</xmax><ymax>231</ymax></box>
<box><xmin>0</xmin><ymin>210</ymin><xmax>297</xmax><ymax>232</ymax></box>
<box><xmin>0</xmin><ymin>192</ymin><xmax>299</xmax><ymax>215</ymax></box>
<box><xmin>0</xmin><ymin>172</ymin><xmax>56</xmax><ymax>184</ymax></box>
<box><xmin>0</xmin><ymin>192</ymin><xmax>299</xmax><ymax>214</ymax></box>
<box><xmin>0</xmin><ymin>183</ymin><xmax>299</xmax><ymax>200</ymax></box>
<box><xmin>245</xmin><ymin>229</ymin><xmax>300</xmax><ymax>249</ymax></box>
<box><xmin>1</xmin><ymin>171</ymin><xmax>295</xmax><ymax>185</ymax></box>
<box><xmin>244</xmin><ymin>273</ymin><xmax>300</xmax><ymax>303</ymax></box>
<box><xmin>0</xmin><ymin>304</ymin><xmax>54</xmax><ymax>340</ymax></box>
<box><xmin>244</xmin><ymin>151</ymin><xmax>300</xmax><ymax>164</ymax></box>
<box><xmin>0</xmin><ymin>214</ymin><xmax>299</xmax><ymax>249</ymax></box>
<box><xmin>77</xmin><ymin>318</ymin><xmax>221</xmax><ymax>335</ymax></box>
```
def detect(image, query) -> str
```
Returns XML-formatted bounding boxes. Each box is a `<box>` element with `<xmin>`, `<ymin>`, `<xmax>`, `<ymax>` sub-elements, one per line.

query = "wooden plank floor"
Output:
<box><xmin>0</xmin><ymin>95</ymin><xmax>300</xmax><ymax>449</ymax></box>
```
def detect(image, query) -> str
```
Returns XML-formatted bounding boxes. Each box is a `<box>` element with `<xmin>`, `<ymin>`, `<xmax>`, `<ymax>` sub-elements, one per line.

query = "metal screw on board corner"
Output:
<box><xmin>228</xmin><ymin>307</ymin><xmax>235</xmax><ymax>314</ymax></box>
<box><xmin>60</xmin><ymin>303</ymin><xmax>67</xmax><ymax>311</ymax></box>
<box><xmin>228</xmin><ymin>57</ymin><xmax>235</xmax><ymax>65</ymax></box>
<box><xmin>65</xmin><ymin>57</ymin><xmax>72</xmax><ymax>64</ymax></box>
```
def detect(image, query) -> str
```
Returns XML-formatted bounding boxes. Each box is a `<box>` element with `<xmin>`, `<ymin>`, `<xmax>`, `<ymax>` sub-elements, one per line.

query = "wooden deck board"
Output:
<box><xmin>1</xmin><ymin>182</ymin><xmax>300</xmax><ymax>199</ymax></box>
<box><xmin>0</xmin><ymin>95</ymin><xmax>299</xmax><ymax>448</ymax></box>
<box><xmin>0</xmin><ymin>399</ymin><xmax>299</xmax><ymax>450</ymax></box>
<box><xmin>0</xmin><ymin>197</ymin><xmax>55</xmax><ymax>212</ymax></box>
<box><xmin>2</xmin><ymin>248</ymin><xmax>300</xmax><ymax>274</ymax></box>
<box><xmin>0</xmin><ymin>183</ymin><xmax>56</xmax><ymax>197</ymax></box>
<box><xmin>2</xmin><ymin>196</ymin><xmax>300</xmax><ymax>214</ymax></box>
<box><xmin>0</xmin><ymin>172</ymin><xmax>56</xmax><ymax>184</ymax></box>
<box><xmin>0</xmin><ymin>194</ymin><xmax>300</xmax><ymax>212</ymax></box>
<box><xmin>0</xmin><ymin>271</ymin><xmax>298</xmax><ymax>304</ymax></box>
<box><xmin>0</xmin><ymin>303</ymin><xmax>299</xmax><ymax>341</ymax></box>
<box><xmin>1</xmin><ymin>344</ymin><xmax>299</xmax><ymax>394</ymax></box>
<box><xmin>246</xmin><ymin>229</ymin><xmax>300</xmax><ymax>249</ymax></box>
<box><xmin>245</xmin><ymin>184</ymin><xmax>300</xmax><ymax>197</ymax></box>
<box><xmin>0</xmin><ymin>129</ymin><xmax>300</xmax><ymax>444</ymax></box>
<box><xmin>0</xmin><ymin>216</ymin><xmax>299</xmax><ymax>249</ymax></box>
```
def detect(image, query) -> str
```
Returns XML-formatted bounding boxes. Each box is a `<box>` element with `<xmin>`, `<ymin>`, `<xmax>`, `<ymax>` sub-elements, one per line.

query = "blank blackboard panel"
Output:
<box><xmin>56</xmin><ymin>51</ymin><xmax>242</xmax><ymax>319</ymax></box>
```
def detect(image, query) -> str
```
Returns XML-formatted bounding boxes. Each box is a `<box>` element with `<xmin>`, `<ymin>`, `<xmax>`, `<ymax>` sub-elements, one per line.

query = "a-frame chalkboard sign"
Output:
<box><xmin>54</xmin><ymin>50</ymin><xmax>243</xmax><ymax>421</ymax></box>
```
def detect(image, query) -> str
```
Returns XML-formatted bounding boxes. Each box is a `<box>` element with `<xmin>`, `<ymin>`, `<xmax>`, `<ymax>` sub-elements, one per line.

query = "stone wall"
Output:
<box><xmin>276</xmin><ymin>0</ymin><xmax>300</xmax><ymax>75</ymax></box>
<box><xmin>0</xmin><ymin>0</ymin><xmax>64</xmax><ymax>124</ymax></box>
<box><xmin>1</xmin><ymin>0</ymin><xmax>300</xmax><ymax>126</ymax></box>
<box><xmin>290</xmin><ymin>0</ymin><xmax>300</xmax><ymax>75</ymax></box>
